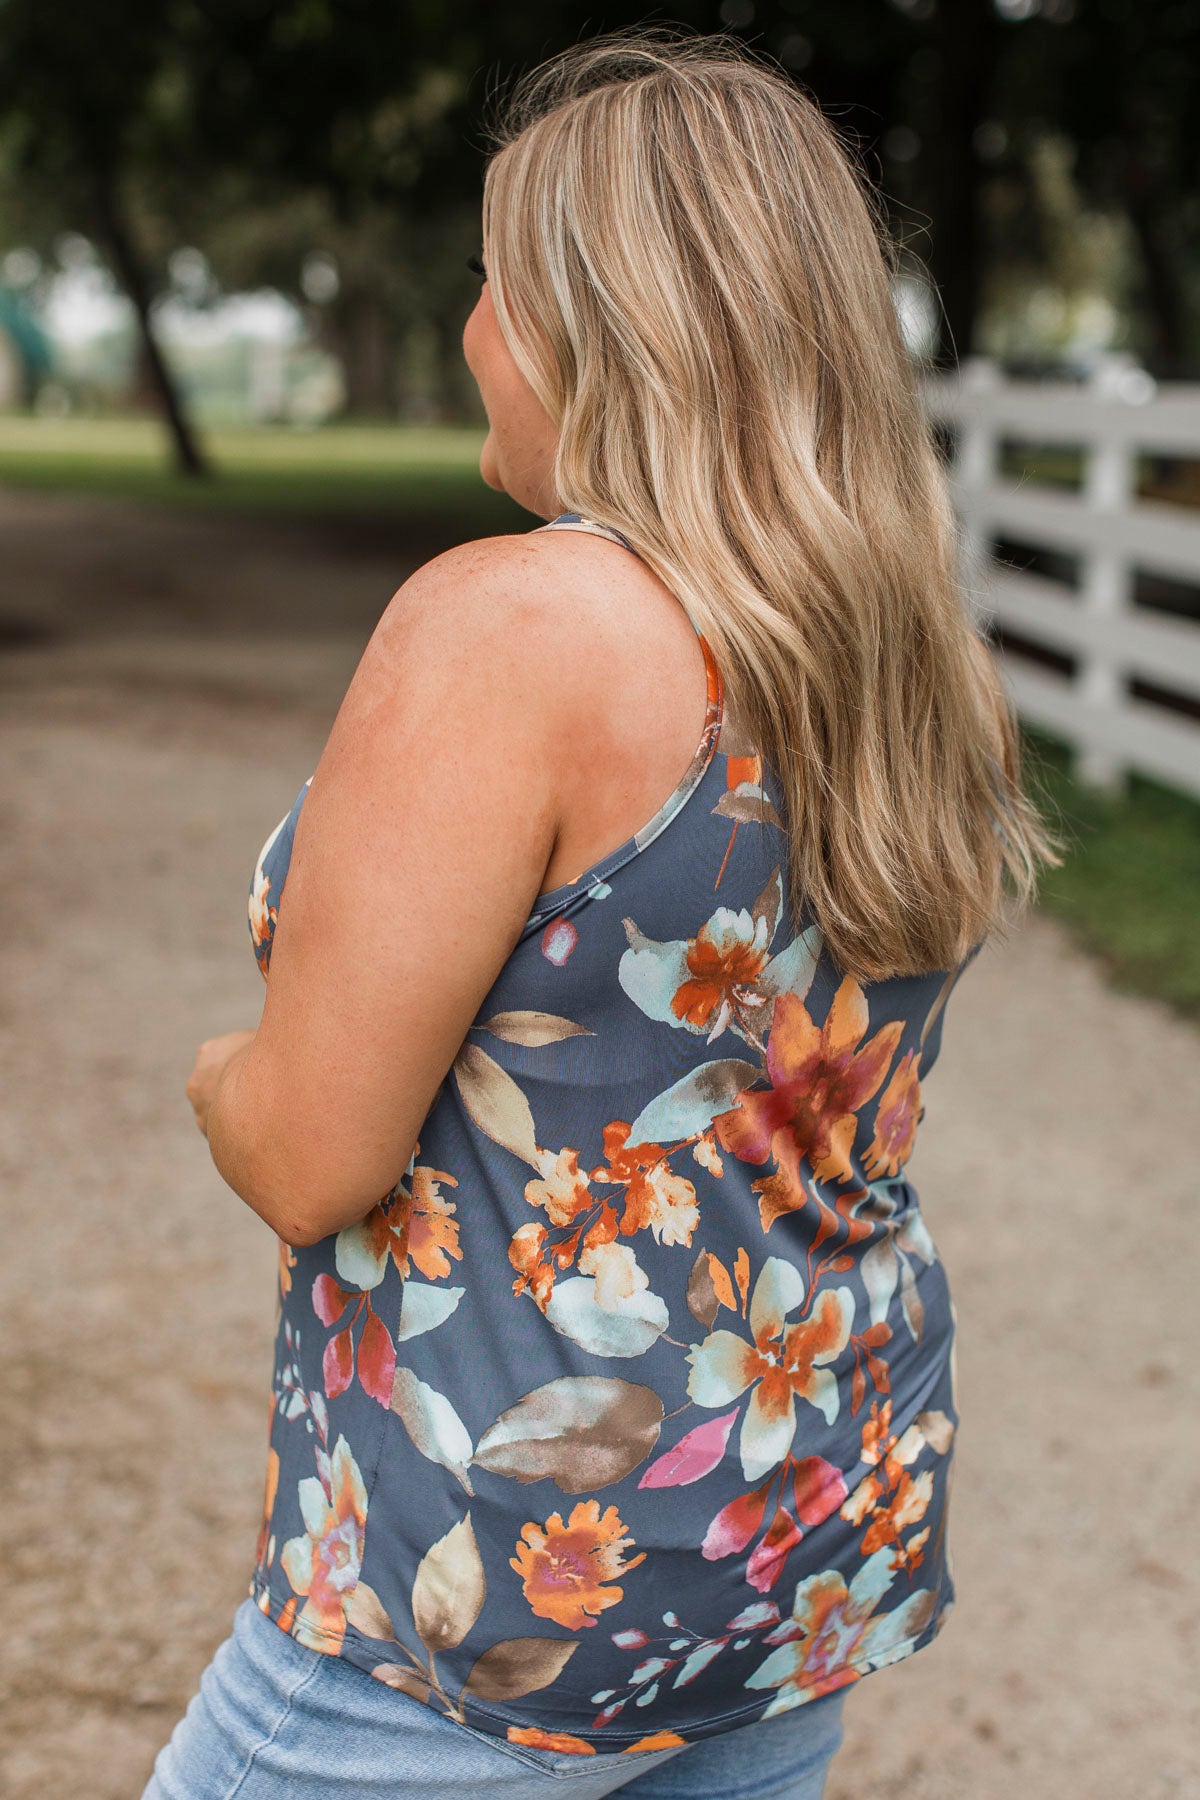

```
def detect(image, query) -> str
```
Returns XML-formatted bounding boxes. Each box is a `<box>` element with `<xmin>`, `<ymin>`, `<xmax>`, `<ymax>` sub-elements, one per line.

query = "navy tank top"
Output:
<box><xmin>245</xmin><ymin>513</ymin><xmax>961</xmax><ymax>1754</ymax></box>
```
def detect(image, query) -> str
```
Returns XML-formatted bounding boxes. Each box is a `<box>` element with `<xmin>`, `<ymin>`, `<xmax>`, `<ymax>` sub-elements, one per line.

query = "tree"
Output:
<box><xmin>1047</xmin><ymin>0</ymin><xmax>1200</xmax><ymax>374</ymax></box>
<box><xmin>0</xmin><ymin>0</ymin><xmax>209</xmax><ymax>472</ymax></box>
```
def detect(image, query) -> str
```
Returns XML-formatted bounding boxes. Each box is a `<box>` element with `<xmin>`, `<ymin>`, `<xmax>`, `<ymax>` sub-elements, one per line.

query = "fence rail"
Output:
<box><xmin>923</xmin><ymin>356</ymin><xmax>1200</xmax><ymax>799</ymax></box>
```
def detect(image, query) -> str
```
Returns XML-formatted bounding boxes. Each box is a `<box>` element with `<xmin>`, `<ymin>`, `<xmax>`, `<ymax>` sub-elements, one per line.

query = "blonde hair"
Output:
<box><xmin>482</xmin><ymin>29</ymin><xmax>1057</xmax><ymax>981</ymax></box>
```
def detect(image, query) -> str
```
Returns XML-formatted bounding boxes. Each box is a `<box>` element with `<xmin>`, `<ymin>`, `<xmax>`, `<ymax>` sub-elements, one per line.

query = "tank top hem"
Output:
<box><xmin>245</xmin><ymin>1571</ymin><xmax>955</xmax><ymax>1749</ymax></box>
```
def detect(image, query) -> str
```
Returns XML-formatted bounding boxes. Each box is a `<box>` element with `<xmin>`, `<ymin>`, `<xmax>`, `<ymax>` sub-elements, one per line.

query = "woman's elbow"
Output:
<box><xmin>238</xmin><ymin>1154</ymin><xmax>392</xmax><ymax>1249</ymax></box>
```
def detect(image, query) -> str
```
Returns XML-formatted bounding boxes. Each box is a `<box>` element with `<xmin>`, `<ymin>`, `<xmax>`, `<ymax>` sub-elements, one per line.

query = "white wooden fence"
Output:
<box><xmin>923</xmin><ymin>355</ymin><xmax>1200</xmax><ymax>798</ymax></box>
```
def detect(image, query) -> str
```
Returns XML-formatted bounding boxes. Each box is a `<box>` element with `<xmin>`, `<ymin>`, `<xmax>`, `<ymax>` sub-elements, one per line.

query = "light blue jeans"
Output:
<box><xmin>142</xmin><ymin>1597</ymin><xmax>847</xmax><ymax>1799</ymax></box>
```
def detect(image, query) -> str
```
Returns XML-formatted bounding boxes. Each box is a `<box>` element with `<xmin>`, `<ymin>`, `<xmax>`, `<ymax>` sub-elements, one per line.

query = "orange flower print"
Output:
<box><xmin>512</xmin><ymin>1500</ymin><xmax>646</xmax><ymax>1630</ymax></box>
<box><xmin>508</xmin><ymin>1222</ymin><xmax>557</xmax><ymax>1311</ymax></box>
<box><xmin>509</xmin><ymin>1123</ymin><xmax>701</xmax><ymax>1316</ymax></box>
<box><xmin>625</xmin><ymin>1732</ymin><xmax>688</xmax><ymax>1751</ymax></box>
<box><xmin>671</xmin><ymin>908</ymin><xmax>772</xmax><ymax>1035</ymax></box>
<box><xmin>693</xmin><ymin>1133</ymin><xmax>724</xmax><ymax>1176</ymax></box>
<box><xmin>862</xmin><ymin>1051</ymin><xmax>923</xmax><ymax>1180</ymax></box>
<box><xmin>744</xmin><ymin>1549</ymin><xmax>937</xmax><ymax>1714</ymax></box>
<box><xmin>508</xmin><ymin>1728</ymin><xmax>596</xmax><ymax>1755</ymax></box>
<box><xmin>578</xmin><ymin>1240</ymin><xmax>653</xmax><ymax>1309</ymax></box>
<box><xmin>687</xmin><ymin>1257</ymin><xmax>854</xmax><ymax>1482</ymax></box>
<box><xmin>841</xmin><ymin>1403</ymin><xmax>943</xmax><ymax>1572</ymax></box>
<box><xmin>726</xmin><ymin>752</ymin><xmax>763</xmax><ymax>791</ymax></box>
<box><xmin>715</xmin><ymin>978</ymin><xmax>903</xmax><ymax>1230</ymax></box>
<box><xmin>279</xmin><ymin>1435</ymin><xmax>368</xmax><ymax>1652</ymax></box>
<box><xmin>615</xmin><ymin>1160</ymin><xmax>700</xmax><ymax>1246</ymax></box>
<box><xmin>525</xmin><ymin>1146</ymin><xmax>594</xmax><ymax>1226</ymax></box>
<box><xmin>335</xmin><ymin>1163</ymin><xmax>461</xmax><ymax>1291</ymax></box>
<box><xmin>861</xmin><ymin>1398</ymin><xmax>893</xmax><ymax>1468</ymax></box>
<box><xmin>859</xmin><ymin>1469</ymin><xmax>933</xmax><ymax>1557</ymax></box>
<box><xmin>594</xmin><ymin>1121</ymin><xmax>700</xmax><ymax>1246</ymax></box>
<box><xmin>619</xmin><ymin>886</ymin><xmax>798</xmax><ymax>1052</ymax></box>
<box><xmin>712</xmin><ymin>759</ymin><xmax>785</xmax><ymax>881</ymax></box>
<box><xmin>395</xmin><ymin>1165</ymin><xmax>462</xmax><ymax>1280</ymax></box>
<box><xmin>277</xmin><ymin>1238</ymin><xmax>297</xmax><ymax>1300</ymax></box>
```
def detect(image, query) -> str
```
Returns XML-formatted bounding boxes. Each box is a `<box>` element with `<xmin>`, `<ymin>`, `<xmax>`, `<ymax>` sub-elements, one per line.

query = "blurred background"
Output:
<box><xmin>0</xmin><ymin>4</ymin><xmax>1196</xmax><ymax>1797</ymax></box>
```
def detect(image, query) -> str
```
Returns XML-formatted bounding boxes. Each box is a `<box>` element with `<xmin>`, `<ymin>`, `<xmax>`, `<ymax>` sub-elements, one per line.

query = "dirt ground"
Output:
<box><xmin>0</xmin><ymin>489</ymin><xmax>1195</xmax><ymax>1800</ymax></box>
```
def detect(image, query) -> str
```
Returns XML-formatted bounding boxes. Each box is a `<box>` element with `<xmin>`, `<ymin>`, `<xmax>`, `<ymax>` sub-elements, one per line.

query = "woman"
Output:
<box><xmin>153</xmin><ymin>29</ymin><xmax>1052</xmax><ymax>1800</ymax></box>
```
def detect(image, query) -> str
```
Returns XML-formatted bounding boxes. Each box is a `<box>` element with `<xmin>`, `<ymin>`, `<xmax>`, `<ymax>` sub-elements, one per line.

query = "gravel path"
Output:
<box><xmin>1</xmin><ymin>492</ymin><xmax>1195</xmax><ymax>1798</ymax></box>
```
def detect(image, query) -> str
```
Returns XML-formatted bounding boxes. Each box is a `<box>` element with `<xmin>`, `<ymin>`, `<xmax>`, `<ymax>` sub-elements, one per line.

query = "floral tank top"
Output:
<box><xmin>245</xmin><ymin>513</ymin><xmax>962</xmax><ymax>1755</ymax></box>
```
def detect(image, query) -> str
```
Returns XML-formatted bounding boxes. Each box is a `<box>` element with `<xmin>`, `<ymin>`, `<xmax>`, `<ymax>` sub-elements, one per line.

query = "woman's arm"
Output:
<box><xmin>205</xmin><ymin>534</ymin><xmax>579</xmax><ymax>1247</ymax></box>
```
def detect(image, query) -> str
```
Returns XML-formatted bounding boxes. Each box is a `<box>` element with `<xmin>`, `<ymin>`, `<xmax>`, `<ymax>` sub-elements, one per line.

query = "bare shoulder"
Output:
<box><xmin>377</xmin><ymin>525</ymin><xmax>674</xmax><ymax>660</ymax></box>
<box><xmin>325</xmin><ymin>523</ymin><xmax>714</xmax><ymax>898</ymax></box>
<box><xmin>358</xmin><ymin>525</ymin><xmax>695</xmax><ymax>729</ymax></box>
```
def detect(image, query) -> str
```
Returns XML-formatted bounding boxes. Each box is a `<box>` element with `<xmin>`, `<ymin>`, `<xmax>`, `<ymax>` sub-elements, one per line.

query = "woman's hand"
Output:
<box><xmin>186</xmin><ymin>1030</ymin><xmax>257</xmax><ymax>1138</ymax></box>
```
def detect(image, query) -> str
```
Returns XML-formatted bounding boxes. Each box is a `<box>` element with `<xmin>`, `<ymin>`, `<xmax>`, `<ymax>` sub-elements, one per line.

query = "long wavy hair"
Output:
<box><xmin>482</xmin><ymin>29</ymin><xmax>1057</xmax><ymax>981</ymax></box>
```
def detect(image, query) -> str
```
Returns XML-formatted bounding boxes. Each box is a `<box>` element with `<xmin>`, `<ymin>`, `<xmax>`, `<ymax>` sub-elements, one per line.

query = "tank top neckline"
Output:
<box><xmin>526</xmin><ymin>512</ymin><xmax>726</xmax><ymax>926</ymax></box>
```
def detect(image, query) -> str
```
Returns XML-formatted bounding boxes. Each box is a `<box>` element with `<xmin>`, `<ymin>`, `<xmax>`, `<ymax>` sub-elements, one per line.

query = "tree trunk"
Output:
<box><xmin>92</xmin><ymin>169</ymin><xmax>209</xmax><ymax>478</ymax></box>
<box><xmin>1123</xmin><ymin>144</ymin><xmax>1189</xmax><ymax>377</ymax></box>
<box><xmin>330</xmin><ymin>288</ymin><xmax>397</xmax><ymax>418</ymax></box>
<box><xmin>928</xmin><ymin>0</ymin><xmax>1002</xmax><ymax>368</ymax></box>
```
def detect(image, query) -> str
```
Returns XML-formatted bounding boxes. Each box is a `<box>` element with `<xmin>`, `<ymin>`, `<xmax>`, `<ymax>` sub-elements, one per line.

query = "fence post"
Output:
<box><xmin>1075</xmin><ymin>358</ymin><xmax>1137</xmax><ymax>791</ymax></box>
<box><xmin>953</xmin><ymin>357</ymin><xmax>1000</xmax><ymax>630</ymax></box>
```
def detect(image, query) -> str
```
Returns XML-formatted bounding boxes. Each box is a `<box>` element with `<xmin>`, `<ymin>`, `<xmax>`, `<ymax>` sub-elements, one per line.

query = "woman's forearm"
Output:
<box><xmin>205</xmin><ymin>1041</ymin><xmax>284</xmax><ymax>1233</ymax></box>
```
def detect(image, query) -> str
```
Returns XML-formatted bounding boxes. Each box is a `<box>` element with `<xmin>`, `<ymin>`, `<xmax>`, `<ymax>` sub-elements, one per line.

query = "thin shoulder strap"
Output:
<box><xmin>537</xmin><ymin>511</ymin><xmax>639</xmax><ymax>554</ymax></box>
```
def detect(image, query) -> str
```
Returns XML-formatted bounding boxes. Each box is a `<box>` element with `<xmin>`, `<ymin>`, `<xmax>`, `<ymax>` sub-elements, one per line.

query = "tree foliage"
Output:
<box><xmin>1</xmin><ymin>0</ymin><xmax>1197</xmax><ymax>469</ymax></box>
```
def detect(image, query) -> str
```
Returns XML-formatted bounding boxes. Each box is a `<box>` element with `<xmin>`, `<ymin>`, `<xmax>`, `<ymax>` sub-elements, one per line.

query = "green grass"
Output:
<box><xmin>1023</xmin><ymin>728</ymin><xmax>1200</xmax><ymax>1020</ymax></box>
<box><xmin>0</xmin><ymin>415</ymin><xmax>528</xmax><ymax>531</ymax></box>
